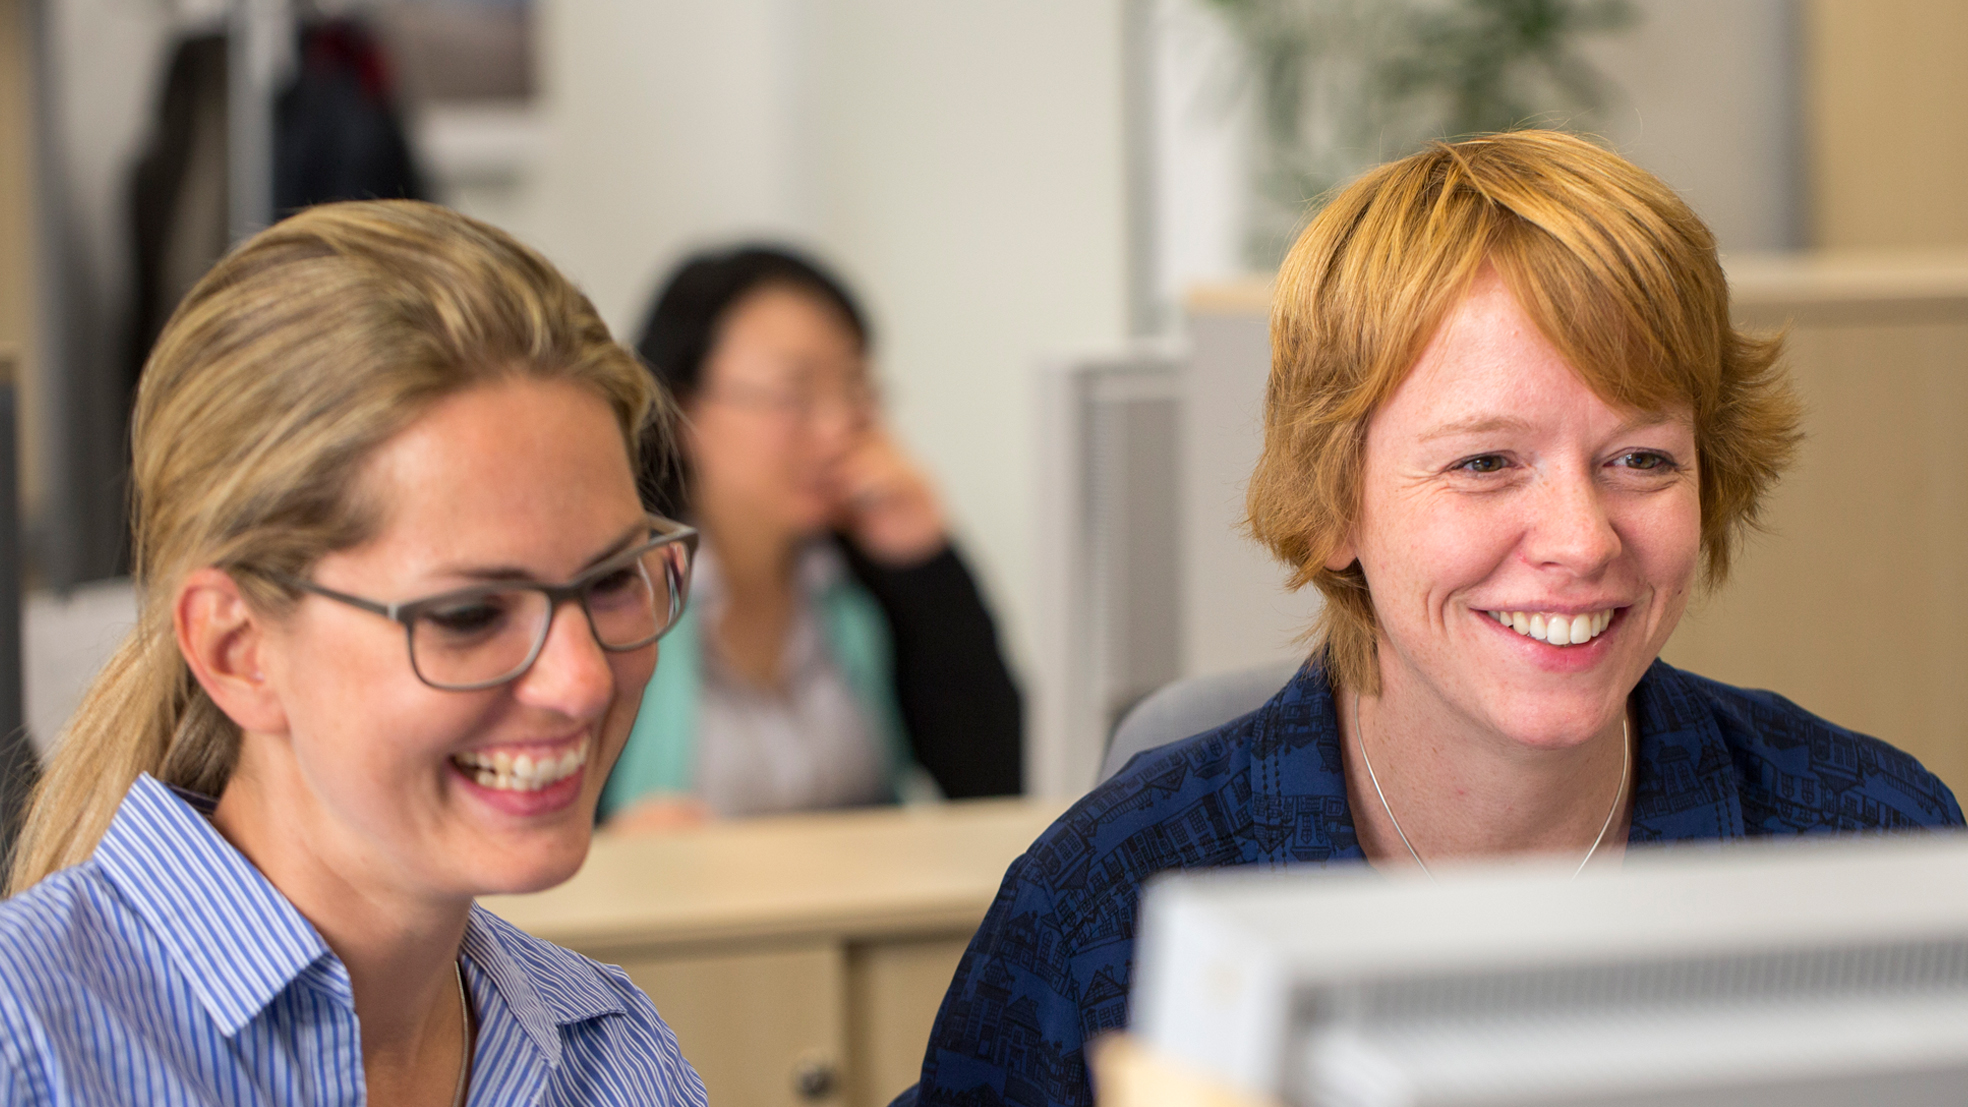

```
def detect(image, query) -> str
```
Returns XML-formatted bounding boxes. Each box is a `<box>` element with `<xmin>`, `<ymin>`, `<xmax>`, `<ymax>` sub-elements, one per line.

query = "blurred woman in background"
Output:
<box><xmin>602</xmin><ymin>246</ymin><xmax>1022</xmax><ymax>828</ymax></box>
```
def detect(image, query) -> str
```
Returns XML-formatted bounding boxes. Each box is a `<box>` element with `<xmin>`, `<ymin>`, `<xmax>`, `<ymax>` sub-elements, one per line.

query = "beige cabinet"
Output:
<box><xmin>617</xmin><ymin>943</ymin><xmax>850</xmax><ymax>1107</ymax></box>
<box><xmin>482</xmin><ymin>799</ymin><xmax>1065</xmax><ymax>1107</ymax></box>
<box><xmin>846</xmin><ymin>936</ymin><xmax>975</xmax><ymax>1106</ymax></box>
<box><xmin>1663</xmin><ymin>253</ymin><xmax>1968</xmax><ymax>793</ymax></box>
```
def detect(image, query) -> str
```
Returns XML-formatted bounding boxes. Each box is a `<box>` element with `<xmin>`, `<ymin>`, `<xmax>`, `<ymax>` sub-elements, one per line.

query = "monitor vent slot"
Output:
<box><xmin>1330</xmin><ymin>937</ymin><xmax>1968</xmax><ymax>1026</ymax></box>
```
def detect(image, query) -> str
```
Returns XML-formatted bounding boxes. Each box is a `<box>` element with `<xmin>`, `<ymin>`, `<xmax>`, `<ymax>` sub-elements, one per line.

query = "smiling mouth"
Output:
<box><xmin>1483</xmin><ymin>608</ymin><xmax>1617</xmax><ymax>647</ymax></box>
<box><xmin>451</xmin><ymin>744</ymin><xmax>588</xmax><ymax>792</ymax></box>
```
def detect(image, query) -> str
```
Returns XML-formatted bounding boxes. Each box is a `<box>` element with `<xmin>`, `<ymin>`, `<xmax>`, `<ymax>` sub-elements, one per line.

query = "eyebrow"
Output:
<box><xmin>1419</xmin><ymin>411</ymin><xmax>1688</xmax><ymax>442</ymax></box>
<box><xmin>1420</xmin><ymin>415</ymin><xmax>1533</xmax><ymax>442</ymax></box>
<box><xmin>438</xmin><ymin>520</ymin><xmax>651</xmax><ymax>584</ymax></box>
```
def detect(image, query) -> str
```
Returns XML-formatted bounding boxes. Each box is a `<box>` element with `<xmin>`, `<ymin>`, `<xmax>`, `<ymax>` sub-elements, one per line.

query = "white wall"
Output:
<box><xmin>799</xmin><ymin>1</ymin><xmax>1130</xmax><ymax>677</ymax></box>
<box><xmin>1148</xmin><ymin>0</ymin><xmax>1248</xmax><ymax>327</ymax></box>
<box><xmin>492</xmin><ymin>0</ymin><xmax>1131</xmax><ymax>683</ymax></box>
<box><xmin>517</xmin><ymin>0</ymin><xmax>811</xmax><ymax>325</ymax></box>
<box><xmin>1584</xmin><ymin>0</ymin><xmax>1805</xmax><ymax>253</ymax></box>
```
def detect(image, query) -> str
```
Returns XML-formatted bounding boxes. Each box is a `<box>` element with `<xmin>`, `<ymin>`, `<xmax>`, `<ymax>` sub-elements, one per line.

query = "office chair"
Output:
<box><xmin>1098</xmin><ymin>660</ymin><xmax>1303</xmax><ymax>784</ymax></box>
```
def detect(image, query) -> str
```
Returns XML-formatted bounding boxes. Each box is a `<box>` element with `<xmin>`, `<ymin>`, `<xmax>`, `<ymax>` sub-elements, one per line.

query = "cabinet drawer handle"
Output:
<box><xmin>794</xmin><ymin>1057</ymin><xmax>839</xmax><ymax>1101</ymax></box>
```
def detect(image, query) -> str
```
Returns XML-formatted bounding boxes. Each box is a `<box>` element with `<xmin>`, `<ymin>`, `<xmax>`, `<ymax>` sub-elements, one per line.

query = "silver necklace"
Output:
<box><xmin>1353</xmin><ymin>692</ymin><xmax>1630</xmax><ymax>881</ymax></box>
<box><xmin>451</xmin><ymin>961</ymin><xmax>471</xmax><ymax>1107</ymax></box>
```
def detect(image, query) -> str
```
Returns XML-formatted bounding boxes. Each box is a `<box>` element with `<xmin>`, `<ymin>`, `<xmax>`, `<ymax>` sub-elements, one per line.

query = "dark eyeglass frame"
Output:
<box><xmin>271</xmin><ymin>516</ymin><xmax>698</xmax><ymax>691</ymax></box>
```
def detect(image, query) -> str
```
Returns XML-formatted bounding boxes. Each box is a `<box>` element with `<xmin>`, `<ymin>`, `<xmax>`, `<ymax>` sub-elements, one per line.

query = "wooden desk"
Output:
<box><xmin>1089</xmin><ymin>1036</ymin><xmax>1278</xmax><ymax>1107</ymax></box>
<box><xmin>483</xmin><ymin>798</ymin><xmax>1067</xmax><ymax>1107</ymax></box>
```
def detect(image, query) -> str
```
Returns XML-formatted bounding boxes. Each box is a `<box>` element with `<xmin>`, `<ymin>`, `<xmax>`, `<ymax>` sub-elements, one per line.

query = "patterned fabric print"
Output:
<box><xmin>0</xmin><ymin>773</ymin><xmax>708</xmax><ymax>1106</ymax></box>
<box><xmin>916</xmin><ymin>660</ymin><xmax>1963</xmax><ymax>1107</ymax></box>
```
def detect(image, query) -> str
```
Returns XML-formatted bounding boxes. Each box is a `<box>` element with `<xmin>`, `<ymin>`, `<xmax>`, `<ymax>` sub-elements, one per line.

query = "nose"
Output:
<box><xmin>512</xmin><ymin>598</ymin><xmax>616</xmax><ymax>721</ymax></box>
<box><xmin>1522</xmin><ymin>463</ymin><xmax>1622</xmax><ymax>576</ymax></box>
<box><xmin>807</xmin><ymin>392</ymin><xmax>868</xmax><ymax>450</ymax></box>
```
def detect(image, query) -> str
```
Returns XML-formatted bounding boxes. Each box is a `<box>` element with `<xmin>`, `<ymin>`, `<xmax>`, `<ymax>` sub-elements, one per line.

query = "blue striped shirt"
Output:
<box><xmin>0</xmin><ymin>773</ymin><xmax>708</xmax><ymax>1105</ymax></box>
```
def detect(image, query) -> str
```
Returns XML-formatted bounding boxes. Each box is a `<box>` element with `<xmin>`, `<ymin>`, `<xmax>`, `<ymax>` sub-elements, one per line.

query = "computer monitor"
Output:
<box><xmin>1130</xmin><ymin>833</ymin><xmax>1968</xmax><ymax>1106</ymax></box>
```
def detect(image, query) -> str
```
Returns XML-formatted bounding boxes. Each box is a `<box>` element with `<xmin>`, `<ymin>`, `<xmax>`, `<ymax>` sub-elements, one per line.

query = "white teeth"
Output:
<box><xmin>1485</xmin><ymin>608</ymin><xmax>1617</xmax><ymax>648</ymax></box>
<box><xmin>454</xmin><ymin>743</ymin><xmax>589</xmax><ymax>792</ymax></box>
<box><xmin>1548</xmin><ymin>616</ymin><xmax>1572</xmax><ymax>646</ymax></box>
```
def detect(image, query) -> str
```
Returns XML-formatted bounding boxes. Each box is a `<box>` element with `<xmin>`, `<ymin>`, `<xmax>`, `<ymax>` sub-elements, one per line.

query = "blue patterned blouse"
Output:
<box><xmin>917</xmin><ymin>659</ymin><xmax>1964</xmax><ymax>1107</ymax></box>
<box><xmin>0</xmin><ymin>773</ymin><xmax>707</xmax><ymax>1105</ymax></box>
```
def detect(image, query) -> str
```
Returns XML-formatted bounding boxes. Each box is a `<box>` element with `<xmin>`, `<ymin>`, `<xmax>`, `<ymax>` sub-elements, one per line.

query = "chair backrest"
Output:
<box><xmin>1099</xmin><ymin>660</ymin><xmax>1303</xmax><ymax>784</ymax></box>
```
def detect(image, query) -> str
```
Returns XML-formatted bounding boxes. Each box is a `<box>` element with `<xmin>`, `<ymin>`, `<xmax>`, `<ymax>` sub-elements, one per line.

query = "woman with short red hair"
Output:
<box><xmin>911</xmin><ymin>130</ymin><xmax>1962</xmax><ymax>1107</ymax></box>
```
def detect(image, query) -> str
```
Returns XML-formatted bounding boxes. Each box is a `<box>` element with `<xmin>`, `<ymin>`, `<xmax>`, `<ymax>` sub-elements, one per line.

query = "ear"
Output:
<box><xmin>174</xmin><ymin>568</ymin><xmax>289</xmax><ymax>735</ymax></box>
<box><xmin>1323</xmin><ymin>534</ymin><xmax>1359</xmax><ymax>573</ymax></box>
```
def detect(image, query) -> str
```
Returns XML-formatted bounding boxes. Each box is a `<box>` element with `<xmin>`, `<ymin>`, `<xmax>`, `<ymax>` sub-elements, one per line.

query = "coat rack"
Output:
<box><xmin>228</xmin><ymin>0</ymin><xmax>291</xmax><ymax>240</ymax></box>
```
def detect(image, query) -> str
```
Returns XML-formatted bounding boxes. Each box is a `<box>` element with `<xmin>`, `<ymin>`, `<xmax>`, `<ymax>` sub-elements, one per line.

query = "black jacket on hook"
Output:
<box><xmin>273</xmin><ymin>19</ymin><xmax>424</xmax><ymax>213</ymax></box>
<box><xmin>128</xmin><ymin>19</ymin><xmax>425</xmax><ymax>382</ymax></box>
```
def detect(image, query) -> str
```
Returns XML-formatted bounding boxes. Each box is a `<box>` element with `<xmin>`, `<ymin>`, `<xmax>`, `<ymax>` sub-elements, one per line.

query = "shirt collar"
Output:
<box><xmin>1252</xmin><ymin>660</ymin><xmax>1366</xmax><ymax>862</ymax></box>
<box><xmin>1628</xmin><ymin>659</ymin><xmax>1748</xmax><ymax>842</ymax></box>
<box><xmin>93</xmin><ymin>773</ymin><xmax>336</xmax><ymax>1036</ymax></box>
<box><xmin>460</xmin><ymin>904</ymin><xmax>627</xmax><ymax>1067</ymax></box>
<box><xmin>95</xmin><ymin>776</ymin><xmax>633</xmax><ymax>1061</ymax></box>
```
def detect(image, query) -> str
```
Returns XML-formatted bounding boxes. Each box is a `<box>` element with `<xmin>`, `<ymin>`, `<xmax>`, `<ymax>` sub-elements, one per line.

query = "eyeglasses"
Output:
<box><xmin>273</xmin><ymin>517</ymin><xmax>698</xmax><ymax>691</ymax></box>
<box><xmin>699</xmin><ymin>378</ymin><xmax>880</xmax><ymax>425</ymax></box>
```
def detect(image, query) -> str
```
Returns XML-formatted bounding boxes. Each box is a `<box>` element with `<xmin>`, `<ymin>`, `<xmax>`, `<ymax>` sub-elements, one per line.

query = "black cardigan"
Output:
<box><xmin>837</xmin><ymin>537</ymin><xmax>1024</xmax><ymax>798</ymax></box>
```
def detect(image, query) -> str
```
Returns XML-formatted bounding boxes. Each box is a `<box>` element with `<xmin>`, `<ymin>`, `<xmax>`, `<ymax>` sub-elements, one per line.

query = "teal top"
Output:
<box><xmin>599</xmin><ymin>570</ymin><xmax>915</xmax><ymax>820</ymax></box>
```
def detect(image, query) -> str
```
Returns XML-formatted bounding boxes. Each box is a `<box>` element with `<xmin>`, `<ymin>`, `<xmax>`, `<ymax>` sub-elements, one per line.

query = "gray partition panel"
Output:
<box><xmin>0</xmin><ymin>372</ymin><xmax>39</xmax><ymax>870</ymax></box>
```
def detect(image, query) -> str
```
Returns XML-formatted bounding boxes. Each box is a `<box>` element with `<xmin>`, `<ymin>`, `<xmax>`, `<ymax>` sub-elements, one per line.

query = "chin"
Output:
<box><xmin>786</xmin><ymin>504</ymin><xmax>837</xmax><ymax>536</ymax></box>
<box><xmin>471</xmin><ymin>831</ymin><xmax>595</xmax><ymax>897</ymax></box>
<box><xmin>1486</xmin><ymin>690</ymin><xmax>1625</xmax><ymax>752</ymax></box>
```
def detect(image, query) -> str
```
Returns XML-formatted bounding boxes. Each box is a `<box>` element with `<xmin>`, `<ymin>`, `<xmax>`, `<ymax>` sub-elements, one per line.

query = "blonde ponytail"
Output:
<box><xmin>8</xmin><ymin>200</ymin><xmax>662</xmax><ymax>894</ymax></box>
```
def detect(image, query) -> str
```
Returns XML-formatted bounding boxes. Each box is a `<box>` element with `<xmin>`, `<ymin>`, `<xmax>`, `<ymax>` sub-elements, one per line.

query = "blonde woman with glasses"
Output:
<box><xmin>0</xmin><ymin>201</ymin><xmax>707</xmax><ymax>1106</ymax></box>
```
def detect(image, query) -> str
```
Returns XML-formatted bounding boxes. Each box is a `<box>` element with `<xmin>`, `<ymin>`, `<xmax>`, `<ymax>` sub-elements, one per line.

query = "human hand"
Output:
<box><xmin>606</xmin><ymin>794</ymin><xmax>712</xmax><ymax>834</ymax></box>
<box><xmin>832</xmin><ymin>427</ymin><xmax>948</xmax><ymax>566</ymax></box>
